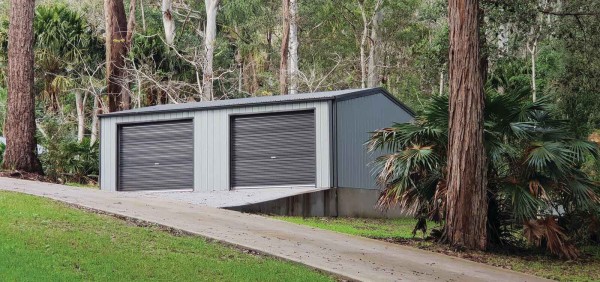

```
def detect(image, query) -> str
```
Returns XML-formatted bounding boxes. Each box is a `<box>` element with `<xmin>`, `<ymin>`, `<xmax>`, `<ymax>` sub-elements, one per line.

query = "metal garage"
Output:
<box><xmin>99</xmin><ymin>88</ymin><xmax>415</xmax><ymax>200</ymax></box>
<box><xmin>231</xmin><ymin>110</ymin><xmax>316</xmax><ymax>189</ymax></box>
<box><xmin>117</xmin><ymin>119</ymin><xmax>194</xmax><ymax>191</ymax></box>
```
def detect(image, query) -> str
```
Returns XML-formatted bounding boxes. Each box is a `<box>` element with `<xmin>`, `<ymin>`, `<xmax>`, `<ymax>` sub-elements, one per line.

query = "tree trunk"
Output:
<box><xmin>3</xmin><ymin>0</ymin><xmax>43</xmax><ymax>173</ymax></box>
<box><xmin>367</xmin><ymin>9</ymin><xmax>382</xmax><ymax>88</ymax></box>
<box><xmin>202</xmin><ymin>0</ymin><xmax>219</xmax><ymax>101</ymax></box>
<box><xmin>104</xmin><ymin>0</ymin><xmax>129</xmax><ymax>112</ymax></box>
<box><xmin>140</xmin><ymin>0</ymin><xmax>146</xmax><ymax>32</ymax></box>
<box><xmin>279</xmin><ymin>0</ymin><xmax>290</xmax><ymax>95</ymax></box>
<box><xmin>75</xmin><ymin>91</ymin><xmax>86</xmax><ymax>143</ymax></box>
<box><xmin>288</xmin><ymin>0</ymin><xmax>299</xmax><ymax>94</ymax></box>
<box><xmin>90</xmin><ymin>95</ymin><xmax>101</xmax><ymax>146</ymax></box>
<box><xmin>527</xmin><ymin>25</ymin><xmax>538</xmax><ymax>102</ymax></box>
<box><xmin>358</xmin><ymin>0</ymin><xmax>368</xmax><ymax>89</ymax></box>
<box><xmin>162</xmin><ymin>0</ymin><xmax>176</xmax><ymax>45</ymax></box>
<box><xmin>121</xmin><ymin>0</ymin><xmax>136</xmax><ymax>111</ymax></box>
<box><xmin>444</xmin><ymin>0</ymin><xmax>488</xmax><ymax>250</ymax></box>
<box><xmin>529</xmin><ymin>42</ymin><xmax>537</xmax><ymax>102</ymax></box>
<box><xmin>438</xmin><ymin>69</ymin><xmax>444</xmax><ymax>96</ymax></box>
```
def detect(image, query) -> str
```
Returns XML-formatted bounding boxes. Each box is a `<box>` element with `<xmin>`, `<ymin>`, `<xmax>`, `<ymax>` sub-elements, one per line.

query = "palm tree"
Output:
<box><xmin>34</xmin><ymin>4</ymin><xmax>100</xmax><ymax>112</ymax></box>
<box><xmin>368</xmin><ymin>76</ymin><xmax>599</xmax><ymax>259</ymax></box>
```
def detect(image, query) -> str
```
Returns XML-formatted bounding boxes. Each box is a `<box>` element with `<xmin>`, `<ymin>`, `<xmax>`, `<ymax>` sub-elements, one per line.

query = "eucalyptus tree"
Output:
<box><xmin>445</xmin><ymin>0</ymin><xmax>487</xmax><ymax>250</ymax></box>
<box><xmin>280</xmin><ymin>0</ymin><xmax>290</xmax><ymax>94</ymax></box>
<box><xmin>288</xmin><ymin>0</ymin><xmax>299</xmax><ymax>94</ymax></box>
<box><xmin>104</xmin><ymin>0</ymin><xmax>136</xmax><ymax>112</ymax></box>
<box><xmin>3</xmin><ymin>0</ymin><xmax>43</xmax><ymax>173</ymax></box>
<box><xmin>162</xmin><ymin>0</ymin><xmax>175</xmax><ymax>45</ymax></box>
<box><xmin>202</xmin><ymin>0</ymin><xmax>220</xmax><ymax>100</ymax></box>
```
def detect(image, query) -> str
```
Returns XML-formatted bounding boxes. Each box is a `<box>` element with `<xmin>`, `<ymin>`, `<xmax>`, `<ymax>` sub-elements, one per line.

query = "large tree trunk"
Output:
<box><xmin>444</xmin><ymin>0</ymin><xmax>488</xmax><ymax>250</ymax></box>
<box><xmin>162</xmin><ymin>0</ymin><xmax>176</xmax><ymax>45</ymax></box>
<box><xmin>202</xmin><ymin>0</ymin><xmax>219</xmax><ymax>101</ymax></box>
<box><xmin>279</xmin><ymin>0</ymin><xmax>290</xmax><ymax>95</ymax></box>
<box><xmin>288</xmin><ymin>0</ymin><xmax>299</xmax><ymax>94</ymax></box>
<box><xmin>104</xmin><ymin>0</ymin><xmax>129</xmax><ymax>112</ymax></box>
<box><xmin>3</xmin><ymin>0</ymin><xmax>43</xmax><ymax>173</ymax></box>
<box><xmin>367</xmin><ymin>9</ymin><xmax>382</xmax><ymax>88</ymax></box>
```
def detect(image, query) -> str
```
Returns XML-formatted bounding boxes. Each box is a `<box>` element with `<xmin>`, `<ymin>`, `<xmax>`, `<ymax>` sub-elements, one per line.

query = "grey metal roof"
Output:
<box><xmin>100</xmin><ymin>87</ymin><xmax>415</xmax><ymax>117</ymax></box>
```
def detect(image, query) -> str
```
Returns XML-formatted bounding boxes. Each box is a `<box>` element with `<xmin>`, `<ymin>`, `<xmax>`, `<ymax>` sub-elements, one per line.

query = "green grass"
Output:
<box><xmin>274</xmin><ymin>216</ymin><xmax>431</xmax><ymax>239</ymax></box>
<box><xmin>276</xmin><ymin>216</ymin><xmax>600</xmax><ymax>282</ymax></box>
<box><xmin>0</xmin><ymin>191</ymin><xmax>333</xmax><ymax>281</ymax></box>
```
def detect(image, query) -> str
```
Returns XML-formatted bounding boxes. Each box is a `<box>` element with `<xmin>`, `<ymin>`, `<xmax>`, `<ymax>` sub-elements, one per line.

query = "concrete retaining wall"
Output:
<box><xmin>227</xmin><ymin>188</ymin><xmax>407</xmax><ymax>218</ymax></box>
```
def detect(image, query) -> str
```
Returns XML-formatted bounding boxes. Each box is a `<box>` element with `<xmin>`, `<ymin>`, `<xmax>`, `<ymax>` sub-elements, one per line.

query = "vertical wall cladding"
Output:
<box><xmin>99</xmin><ymin>112</ymin><xmax>195</xmax><ymax>191</ymax></box>
<box><xmin>194</xmin><ymin>101</ymin><xmax>331</xmax><ymax>191</ymax></box>
<box><xmin>100</xmin><ymin>101</ymin><xmax>331</xmax><ymax>192</ymax></box>
<box><xmin>335</xmin><ymin>92</ymin><xmax>413</xmax><ymax>189</ymax></box>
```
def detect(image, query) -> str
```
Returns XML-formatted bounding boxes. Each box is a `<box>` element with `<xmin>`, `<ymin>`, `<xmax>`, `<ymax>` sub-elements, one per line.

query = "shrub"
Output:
<box><xmin>39</xmin><ymin>117</ymin><xmax>98</xmax><ymax>184</ymax></box>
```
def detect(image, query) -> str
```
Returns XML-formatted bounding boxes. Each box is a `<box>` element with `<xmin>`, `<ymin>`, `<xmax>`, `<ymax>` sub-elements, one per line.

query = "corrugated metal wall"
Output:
<box><xmin>335</xmin><ymin>92</ymin><xmax>413</xmax><ymax>189</ymax></box>
<box><xmin>100</xmin><ymin>101</ymin><xmax>331</xmax><ymax>191</ymax></box>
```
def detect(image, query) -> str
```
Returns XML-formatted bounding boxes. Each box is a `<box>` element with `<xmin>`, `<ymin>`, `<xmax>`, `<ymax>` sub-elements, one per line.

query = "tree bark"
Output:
<box><xmin>162</xmin><ymin>0</ymin><xmax>176</xmax><ymax>45</ymax></box>
<box><xmin>3</xmin><ymin>0</ymin><xmax>43</xmax><ymax>173</ymax></box>
<box><xmin>202</xmin><ymin>0</ymin><xmax>219</xmax><ymax>101</ymax></box>
<box><xmin>527</xmin><ymin>25</ymin><xmax>538</xmax><ymax>102</ymax></box>
<box><xmin>367</xmin><ymin>9</ymin><xmax>382</xmax><ymax>88</ymax></box>
<box><xmin>140</xmin><ymin>0</ymin><xmax>146</xmax><ymax>32</ymax></box>
<box><xmin>279</xmin><ymin>0</ymin><xmax>290</xmax><ymax>95</ymax></box>
<box><xmin>75</xmin><ymin>91</ymin><xmax>86</xmax><ymax>143</ymax></box>
<box><xmin>104</xmin><ymin>0</ymin><xmax>129</xmax><ymax>112</ymax></box>
<box><xmin>90</xmin><ymin>95</ymin><xmax>101</xmax><ymax>146</ymax></box>
<box><xmin>444</xmin><ymin>0</ymin><xmax>488</xmax><ymax>250</ymax></box>
<box><xmin>358</xmin><ymin>0</ymin><xmax>368</xmax><ymax>89</ymax></box>
<box><xmin>288</xmin><ymin>0</ymin><xmax>299</xmax><ymax>94</ymax></box>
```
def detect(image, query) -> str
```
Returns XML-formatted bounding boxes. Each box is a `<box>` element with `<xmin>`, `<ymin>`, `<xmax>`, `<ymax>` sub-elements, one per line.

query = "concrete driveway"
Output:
<box><xmin>0</xmin><ymin>177</ymin><xmax>548</xmax><ymax>282</ymax></box>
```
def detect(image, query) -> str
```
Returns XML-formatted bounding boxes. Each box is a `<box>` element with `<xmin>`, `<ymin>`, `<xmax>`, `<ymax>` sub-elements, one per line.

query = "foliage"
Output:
<box><xmin>0</xmin><ymin>191</ymin><xmax>332</xmax><ymax>281</ymax></box>
<box><xmin>38</xmin><ymin>117</ymin><xmax>98</xmax><ymax>184</ymax></box>
<box><xmin>0</xmin><ymin>142</ymin><xmax>5</xmax><ymax>166</ymax></box>
<box><xmin>369</xmin><ymin>74</ymin><xmax>600</xmax><ymax>258</ymax></box>
<box><xmin>33</xmin><ymin>4</ymin><xmax>103</xmax><ymax>111</ymax></box>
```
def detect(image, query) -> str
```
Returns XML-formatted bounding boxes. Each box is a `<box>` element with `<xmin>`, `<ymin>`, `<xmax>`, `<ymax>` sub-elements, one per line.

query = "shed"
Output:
<box><xmin>99</xmin><ymin>88</ymin><xmax>414</xmax><ymax>216</ymax></box>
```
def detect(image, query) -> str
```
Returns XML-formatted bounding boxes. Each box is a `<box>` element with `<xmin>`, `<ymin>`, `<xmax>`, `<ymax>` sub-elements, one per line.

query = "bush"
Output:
<box><xmin>39</xmin><ymin>118</ymin><xmax>98</xmax><ymax>184</ymax></box>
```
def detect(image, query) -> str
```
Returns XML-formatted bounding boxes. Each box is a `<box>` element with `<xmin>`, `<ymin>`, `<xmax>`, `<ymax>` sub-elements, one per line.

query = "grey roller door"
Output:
<box><xmin>118</xmin><ymin>120</ymin><xmax>193</xmax><ymax>191</ymax></box>
<box><xmin>231</xmin><ymin>110</ymin><xmax>316</xmax><ymax>188</ymax></box>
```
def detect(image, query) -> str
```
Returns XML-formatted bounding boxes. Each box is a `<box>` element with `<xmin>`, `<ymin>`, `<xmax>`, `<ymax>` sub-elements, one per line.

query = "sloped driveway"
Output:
<box><xmin>0</xmin><ymin>178</ymin><xmax>548</xmax><ymax>282</ymax></box>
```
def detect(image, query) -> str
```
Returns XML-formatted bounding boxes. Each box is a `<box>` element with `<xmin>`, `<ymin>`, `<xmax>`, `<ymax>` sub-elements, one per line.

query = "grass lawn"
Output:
<box><xmin>0</xmin><ymin>191</ymin><xmax>333</xmax><ymax>282</ymax></box>
<box><xmin>276</xmin><ymin>216</ymin><xmax>600</xmax><ymax>282</ymax></box>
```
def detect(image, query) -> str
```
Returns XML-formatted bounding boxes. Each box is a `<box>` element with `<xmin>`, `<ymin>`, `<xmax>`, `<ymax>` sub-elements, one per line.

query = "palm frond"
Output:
<box><xmin>499</xmin><ymin>184</ymin><xmax>543</xmax><ymax>223</ymax></box>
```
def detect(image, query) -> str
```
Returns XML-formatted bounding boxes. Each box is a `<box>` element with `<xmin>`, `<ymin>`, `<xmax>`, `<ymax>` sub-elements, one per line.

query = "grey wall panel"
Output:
<box><xmin>335</xmin><ymin>92</ymin><xmax>413</xmax><ymax>189</ymax></box>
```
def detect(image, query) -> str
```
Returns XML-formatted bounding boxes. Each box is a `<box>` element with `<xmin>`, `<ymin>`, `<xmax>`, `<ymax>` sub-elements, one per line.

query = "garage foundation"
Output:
<box><xmin>227</xmin><ymin>188</ymin><xmax>408</xmax><ymax>218</ymax></box>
